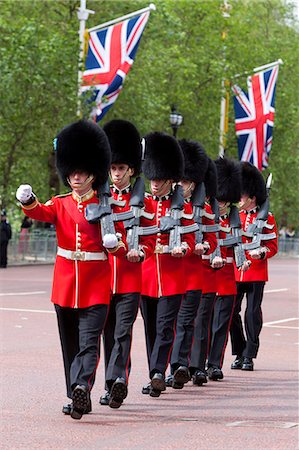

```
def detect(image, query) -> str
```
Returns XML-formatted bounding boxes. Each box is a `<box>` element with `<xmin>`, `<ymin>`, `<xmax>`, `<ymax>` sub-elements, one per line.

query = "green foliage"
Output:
<box><xmin>0</xmin><ymin>0</ymin><xmax>298</xmax><ymax>230</ymax></box>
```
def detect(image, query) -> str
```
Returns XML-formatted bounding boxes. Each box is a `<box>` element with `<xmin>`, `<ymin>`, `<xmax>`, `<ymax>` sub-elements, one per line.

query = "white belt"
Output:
<box><xmin>201</xmin><ymin>254</ymin><xmax>210</xmax><ymax>260</ymax></box>
<box><xmin>57</xmin><ymin>247</ymin><xmax>107</xmax><ymax>261</ymax></box>
<box><xmin>225</xmin><ymin>257</ymin><xmax>234</xmax><ymax>264</ymax></box>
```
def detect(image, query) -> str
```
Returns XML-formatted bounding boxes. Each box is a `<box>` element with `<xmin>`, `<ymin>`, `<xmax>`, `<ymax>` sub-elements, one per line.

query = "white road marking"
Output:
<box><xmin>0</xmin><ymin>307</ymin><xmax>54</xmax><ymax>314</ymax></box>
<box><xmin>264</xmin><ymin>288</ymin><xmax>289</xmax><ymax>293</ymax></box>
<box><xmin>264</xmin><ymin>317</ymin><xmax>298</xmax><ymax>325</ymax></box>
<box><xmin>0</xmin><ymin>291</ymin><xmax>47</xmax><ymax>296</ymax></box>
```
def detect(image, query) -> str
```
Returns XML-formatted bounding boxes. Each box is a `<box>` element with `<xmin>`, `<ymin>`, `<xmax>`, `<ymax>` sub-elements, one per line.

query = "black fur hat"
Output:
<box><xmin>240</xmin><ymin>161</ymin><xmax>267</xmax><ymax>206</ymax></box>
<box><xmin>143</xmin><ymin>132</ymin><xmax>184</xmax><ymax>182</ymax></box>
<box><xmin>55</xmin><ymin>119</ymin><xmax>111</xmax><ymax>189</ymax></box>
<box><xmin>103</xmin><ymin>119</ymin><xmax>142</xmax><ymax>176</ymax></box>
<box><xmin>179</xmin><ymin>139</ymin><xmax>209</xmax><ymax>183</ymax></box>
<box><xmin>214</xmin><ymin>157</ymin><xmax>242</xmax><ymax>203</ymax></box>
<box><xmin>204</xmin><ymin>158</ymin><xmax>218</xmax><ymax>198</ymax></box>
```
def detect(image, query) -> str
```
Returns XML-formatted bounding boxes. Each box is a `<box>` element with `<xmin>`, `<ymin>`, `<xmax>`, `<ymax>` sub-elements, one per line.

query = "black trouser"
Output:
<box><xmin>230</xmin><ymin>281</ymin><xmax>265</xmax><ymax>359</ymax></box>
<box><xmin>141</xmin><ymin>295</ymin><xmax>182</xmax><ymax>379</ymax></box>
<box><xmin>0</xmin><ymin>241</ymin><xmax>8</xmax><ymax>267</ymax></box>
<box><xmin>103</xmin><ymin>293</ymin><xmax>140</xmax><ymax>391</ymax></box>
<box><xmin>189</xmin><ymin>292</ymin><xmax>216</xmax><ymax>374</ymax></box>
<box><xmin>208</xmin><ymin>295</ymin><xmax>235</xmax><ymax>369</ymax></box>
<box><xmin>170</xmin><ymin>290</ymin><xmax>202</xmax><ymax>373</ymax></box>
<box><xmin>55</xmin><ymin>304</ymin><xmax>108</xmax><ymax>398</ymax></box>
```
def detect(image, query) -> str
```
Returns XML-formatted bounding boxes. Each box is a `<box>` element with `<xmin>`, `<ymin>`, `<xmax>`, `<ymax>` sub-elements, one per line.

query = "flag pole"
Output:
<box><xmin>233</xmin><ymin>59</ymin><xmax>283</xmax><ymax>80</ymax></box>
<box><xmin>88</xmin><ymin>3</ymin><xmax>156</xmax><ymax>32</ymax></box>
<box><xmin>77</xmin><ymin>0</ymin><xmax>95</xmax><ymax>117</ymax></box>
<box><xmin>219</xmin><ymin>0</ymin><xmax>231</xmax><ymax>157</ymax></box>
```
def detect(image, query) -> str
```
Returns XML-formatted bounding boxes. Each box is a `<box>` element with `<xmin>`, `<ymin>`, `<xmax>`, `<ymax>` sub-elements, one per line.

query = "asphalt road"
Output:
<box><xmin>0</xmin><ymin>257</ymin><xmax>298</xmax><ymax>449</ymax></box>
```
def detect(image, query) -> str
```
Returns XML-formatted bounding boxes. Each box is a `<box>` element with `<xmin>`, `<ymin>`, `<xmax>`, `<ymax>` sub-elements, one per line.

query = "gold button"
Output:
<box><xmin>77</xmin><ymin>236</ymin><xmax>81</xmax><ymax>241</ymax></box>
<box><xmin>157</xmin><ymin>232</ymin><xmax>161</xmax><ymax>237</ymax></box>
<box><xmin>157</xmin><ymin>238</ymin><xmax>161</xmax><ymax>243</ymax></box>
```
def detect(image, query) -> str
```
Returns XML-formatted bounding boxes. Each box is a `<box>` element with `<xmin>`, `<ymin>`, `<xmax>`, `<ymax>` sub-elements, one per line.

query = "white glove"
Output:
<box><xmin>249</xmin><ymin>247</ymin><xmax>267</xmax><ymax>260</ymax></box>
<box><xmin>211</xmin><ymin>256</ymin><xmax>224</xmax><ymax>269</ymax></box>
<box><xmin>16</xmin><ymin>184</ymin><xmax>33</xmax><ymax>203</ymax></box>
<box><xmin>103</xmin><ymin>233</ymin><xmax>118</xmax><ymax>249</ymax></box>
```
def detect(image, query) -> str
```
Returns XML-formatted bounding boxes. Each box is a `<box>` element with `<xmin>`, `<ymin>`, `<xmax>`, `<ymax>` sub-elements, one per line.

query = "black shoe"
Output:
<box><xmin>192</xmin><ymin>370</ymin><xmax>208</xmax><ymax>386</ymax></box>
<box><xmin>151</xmin><ymin>373</ymin><xmax>166</xmax><ymax>392</ymax></box>
<box><xmin>109</xmin><ymin>377</ymin><xmax>128</xmax><ymax>409</ymax></box>
<box><xmin>165</xmin><ymin>374</ymin><xmax>174</xmax><ymax>387</ymax></box>
<box><xmin>142</xmin><ymin>382</ymin><xmax>151</xmax><ymax>395</ymax></box>
<box><xmin>63</xmin><ymin>400</ymin><xmax>91</xmax><ymax>415</ymax></box>
<box><xmin>99</xmin><ymin>391</ymin><xmax>110</xmax><ymax>406</ymax></box>
<box><xmin>231</xmin><ymin>356</ymin><xmax>244</xmax><ymax>370</ymax></box>
<box><xmin>149</xmin><ymin>387</ymin><xmax>161</xmax><ymax>397</ymax></box>
<box><xmin>71</xmin><ymin>385</ymin><xmax>90</xmax><ymax>420</ymax></box>
<box><xmin>207</xmin><ymin>367</ymin><xmax>224</xmax><ymax>381</ymax></box>
<box><xmin>242</xmin><ymin>357</ymin><xmax>254</xmax><ymax>371</ymax></box>
<box><xmin>173</xmin><ymin>366</ymin><xmax>190</xmax><ymax>389</ymax></box>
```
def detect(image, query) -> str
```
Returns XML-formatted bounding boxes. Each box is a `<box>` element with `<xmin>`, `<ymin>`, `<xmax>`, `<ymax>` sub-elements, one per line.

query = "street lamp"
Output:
<box><xmin>169</xmin><ymin>105</ymin><xmax>183</xmax><ymax>138</ymax></box>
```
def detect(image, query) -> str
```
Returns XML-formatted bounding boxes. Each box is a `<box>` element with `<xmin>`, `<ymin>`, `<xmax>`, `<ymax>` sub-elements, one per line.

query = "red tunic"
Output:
<box><xmin>109</xmin><ymin>187</ymin><xmax>156</xmax><ymax>294</ymax></box>
<box><xmin>22</xmin><ymin>192</ymin><xmax>127</xmax><ymax>308</ymax></box>
<box><xmin>216</xmin><ymin>214</ymin><xmax>237</xmax><ymax>296</ymax></box>
<box><xmin>234</xmin><ymin>209</ymin><xmax>278</xmax><ymax>282</ymax></box>
<box><xmin>184</xmin><ymin>201</ymin><xmax>217</xmax><ymax>291</ymax></box>
<box><xmin>142</xmin><ymin>194</ymin><xmax>195</xmax><ymax>298</ymax></box>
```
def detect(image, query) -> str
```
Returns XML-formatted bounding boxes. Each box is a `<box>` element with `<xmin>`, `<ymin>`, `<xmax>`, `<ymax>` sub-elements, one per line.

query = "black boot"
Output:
<box><xmin>242</xmin><ymin>357</ymin><xmax>254</xmax><ymax>371</ymax></box>
<box><xmin>231</xmin><ymin>356</ymin><xmax>244</xmax><ymax>370</ymax></box>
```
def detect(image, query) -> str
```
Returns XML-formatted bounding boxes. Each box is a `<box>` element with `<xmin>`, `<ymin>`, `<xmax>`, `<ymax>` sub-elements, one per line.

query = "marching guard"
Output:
<box><xmin>99</xmin><ymin>119</ymin><xmax>155</xmax><ymax>408</ymax></box>
<box><xmin>16</xmin><ymin>120</ymin><xmax>127</xmax><ymax>420</ymax></box>
<box><xmin>230</xmin><ymin>162</ymin><xmax>278</xmax><ymax>371</ymax></box>
<box><xmin>205</xmin><ymin>157</ymin><xmax>250</xmax><ymax>381</ymax></box>
<box><xmin>189</xmin><ymin>158</ymin><xmax>220</xmax><ymax>385</ymax></box>
<box><xmin>165</xmin><ymin>140</ymin><xmax>217</xmax><ymax>389</ymax></box>
<box><xmin>140</xmin><ymin>132</ymin><xmax>195</xmax><ymax>397</ymax></box>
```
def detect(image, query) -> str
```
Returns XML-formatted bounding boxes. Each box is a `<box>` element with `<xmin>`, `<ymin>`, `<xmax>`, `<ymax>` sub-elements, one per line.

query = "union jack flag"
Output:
<box><xmin>81</xmin><ymin>11</ymin><xmax>150</xmax><ymax>122</ymax></box>
<box><xmin>232</xmin><ymin>66</ymin><xmax>279</xmax><ymax>171</ymax></box>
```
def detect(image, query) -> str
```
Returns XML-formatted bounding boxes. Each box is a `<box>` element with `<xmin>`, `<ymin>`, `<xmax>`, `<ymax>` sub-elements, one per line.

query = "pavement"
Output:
<box><xmin>0</xmin><ymin>257</ymin><xmax>298</xmax><ymax>449</ymax></box>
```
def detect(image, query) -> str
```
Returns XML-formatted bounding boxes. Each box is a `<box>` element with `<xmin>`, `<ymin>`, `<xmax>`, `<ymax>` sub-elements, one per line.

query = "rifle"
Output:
<box><xmin>159</xmin><ymin>184</ymin><xmax>198</xmax><ymax>253</ymax></box>
<box><xmin>85</xmin><ymin>181</ymin><xmax>134</xmax><ymax>237</ymax></box>
<box><xmin>191</xmin><ymin>182</ymin><xmax>219</xmax><ymax>245</ymax></box>
<box><xmin>123</xmin><ymin>177</ymin><xmax>159</xmax><ymax>251</ymax></box>
<box><xmin>219</xmin><ymin>204</ymin><xmax>247</xmax><ymax>268</ymax></box>
<box><xmin>209</xmin><ymin>197</ymin><xmax>222</xmax><ymax>261</ymax></box>
<box><xmin>242</xmin><ymin>173</ymin><xmax>276</xmax><ymax>250</ymax></box>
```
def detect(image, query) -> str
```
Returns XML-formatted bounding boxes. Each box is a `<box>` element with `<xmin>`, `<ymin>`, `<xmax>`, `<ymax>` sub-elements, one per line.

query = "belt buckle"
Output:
<box><xmin>155</xmin><ymin>244</ymin><xmax>163</xmax><ymax>254</ymax></box>
<box><xmin>72</xmin><ymin>251</ymin><xmax>85</xmax><ymax>261</ymax></box>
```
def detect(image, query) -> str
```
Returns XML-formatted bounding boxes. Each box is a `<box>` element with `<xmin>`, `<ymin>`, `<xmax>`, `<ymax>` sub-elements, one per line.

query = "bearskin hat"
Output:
<box><xmin>204</xmin><ymin>158</ymin><xmax>218</xmax><ymax>199</ymax></box>
<box><xmin>143</xmin><ymin>132</ymin><xmax>184</xmax><ymax>182</ymax></box>
<box><xmin>240</xmin><ymin>161</ymin><xmax>267</xmax><ymax>206</ymax></box>
<box><xmin>55</xmin><ymin>119</ymin><xmax>111</xmax><ymax>189</ymax></box>
<box><xmin>179</xmin><ymin>139</ymin><xmax>209</xmax><ymax>183</ymax></box>
<box><xmin>214</xmin><ymin>157</ymin><xmax>242</xmax><ymax>203</ymax></box>
<box><xmin>103</xmin><ymin>119</ymin><xmax>142</xmax><ymax>176</ymax></box>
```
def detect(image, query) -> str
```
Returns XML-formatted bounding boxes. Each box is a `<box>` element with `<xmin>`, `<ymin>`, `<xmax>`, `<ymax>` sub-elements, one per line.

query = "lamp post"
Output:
<box><xmin>169</xmin><ymin>105</ymin><xmax>183</xmax><ymax>138</ymax></box>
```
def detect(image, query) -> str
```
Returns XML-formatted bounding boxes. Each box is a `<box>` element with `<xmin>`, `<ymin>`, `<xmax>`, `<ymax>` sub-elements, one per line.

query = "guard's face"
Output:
<box><xmin>110</xmin><ymin>164</ymin><xmax>134</xmax><ymax>188</ymax></box>
<box><xmin>68</xmin><ymin>171</ymin><xmax>93</xmax><ymax>192</ymax></box>
<box><xmin>178</xmin><ymin>180</ymin><xmax>195</xmax><ymax>198</ymax></box>
<box><xmin>150</xmin><ymin>179</ymin><xmax>172</xmax><ymax>197</ymax></box>
<box><xmin>239</xmin><ymin>194</ymin><xmax>257</xmax><ymax>210</ymax></box>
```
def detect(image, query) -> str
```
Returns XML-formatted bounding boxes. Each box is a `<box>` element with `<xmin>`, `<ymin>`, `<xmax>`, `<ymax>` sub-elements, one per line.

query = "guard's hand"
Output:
<box><xmin>171</xmin><ymin>246</ymin><xmax>185</xmax><ymax>258</ymax></box>
<box><xmin>126</xmin><ymin>249</ymin><xmax>143</xmax><ymax>263</ymax></box>
<box><xmin>211</xmin><ymin>256</ymin><xmax>224</xmax><ymax>269</ymax></box>
<box><xmin>194</xmin><ymin>243</ymin><xmax>209</xmax><ymax>256</ymax></box>
<box><xmin>239</xmin><ymin>260</ymin><xmax>251</xmax><ymax>272</ymax></box>
<box><xmin>103</xmin><ymin>233</ymin><xmax>118</xmax><ymax>249</ymax></box>
<box><xmin>249</xmin><ymin>247</ymin><xmax>266</xmax><ymax>259</ymax></box>
<box><xmin>16</xmin><ymin>184</ymin><xmax>33</xmax><ymax>203</ymax></box>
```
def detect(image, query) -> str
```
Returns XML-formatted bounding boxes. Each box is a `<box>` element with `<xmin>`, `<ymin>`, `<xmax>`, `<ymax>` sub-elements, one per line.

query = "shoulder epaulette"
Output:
<box><xmin>145</xmin><ymin>192</ymin><xmax>152</xmax><ymax>199</ymax></box>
